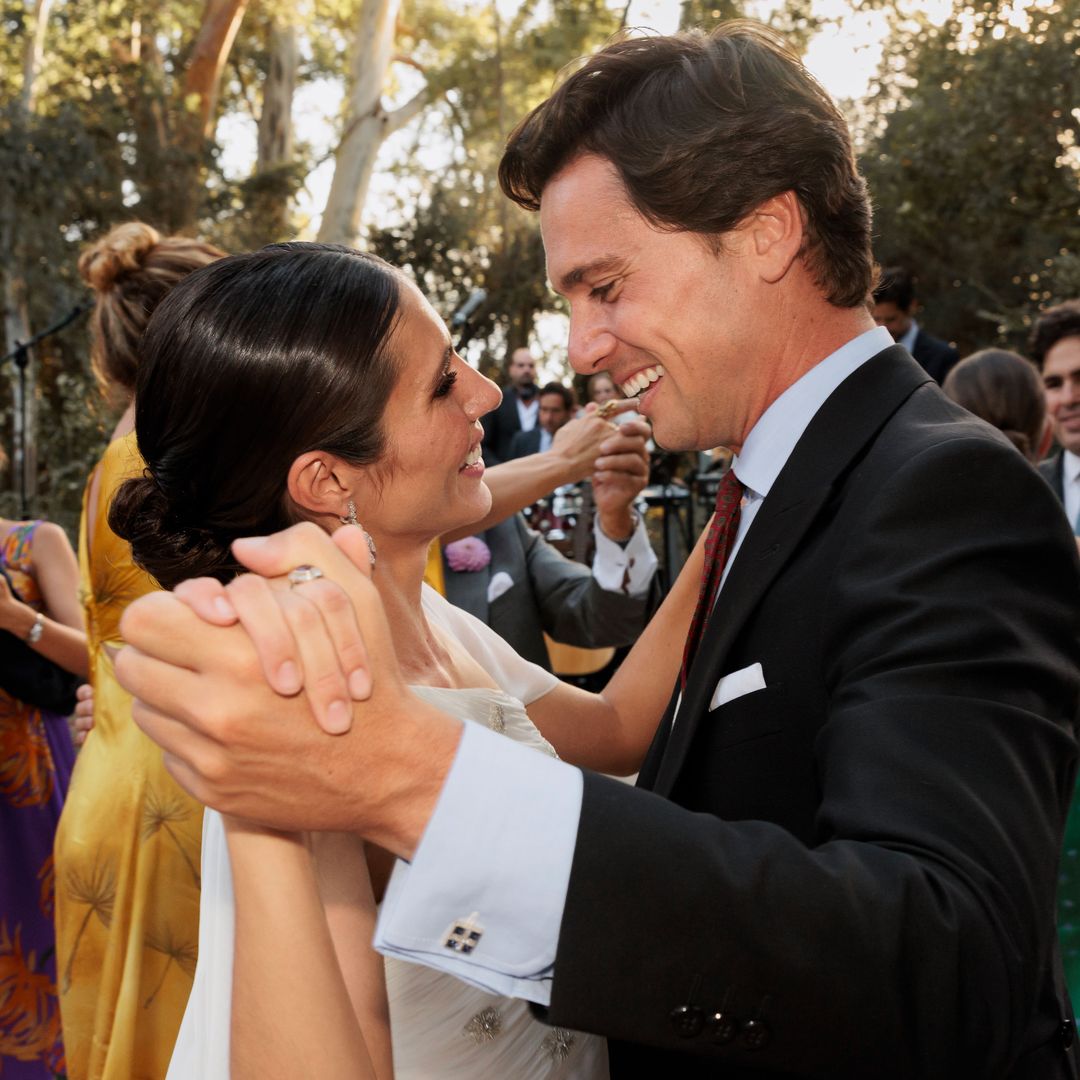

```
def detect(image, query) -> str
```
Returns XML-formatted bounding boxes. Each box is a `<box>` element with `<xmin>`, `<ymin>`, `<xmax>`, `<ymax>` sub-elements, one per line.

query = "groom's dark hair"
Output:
<box><xmin>498</xmin><ymin>21</ymin><xmax>873</xmax><ymax>309</ymax></box>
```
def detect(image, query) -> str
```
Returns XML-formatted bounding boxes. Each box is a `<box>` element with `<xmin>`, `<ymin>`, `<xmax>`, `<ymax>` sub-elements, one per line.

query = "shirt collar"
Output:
<box><xmin>898</xmin><ymin>319</ymin><xmax>919</xmax><ymax>354</ymax></box>
<box><xmin>733</xmin><ymin>326</ymin><xmax>894</xmax><ymax>499</ymax></box>
<box><xmin>1064</xmin><ymin>449</ymin><xmax>1080</xmax><ymax>485</ymax></box>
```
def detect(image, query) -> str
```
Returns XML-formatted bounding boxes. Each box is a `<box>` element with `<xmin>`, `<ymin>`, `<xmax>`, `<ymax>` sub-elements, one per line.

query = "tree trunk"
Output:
<box><xmin>19</xmin><ymin>0</ymin><xmax>54</xmax><ymax>114</ymax></box>
<box><xmin>252</xmin><ymin>18</ymin><xmax>299</xmax><ymax>240</ymax></box>
<box><xmin>182</xmin><ymin>0</ymin><xmax>250</xmax><ymax>146</ymax></box>
<box><xmin>317</xmin><ymin>0</ymin><xmax>429</xmax><ymax>246</ymax></box>
<box><xmin>171</xmin><ymin>0</ymin><xmax>250</xmax><ymax>230</ymax></box>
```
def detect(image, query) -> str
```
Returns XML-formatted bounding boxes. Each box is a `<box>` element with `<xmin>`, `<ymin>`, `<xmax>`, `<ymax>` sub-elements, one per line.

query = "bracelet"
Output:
<box><xmin>26</xmin><ymin>611</ymin><xmax>44</xmax><ymax>645</ymax></box>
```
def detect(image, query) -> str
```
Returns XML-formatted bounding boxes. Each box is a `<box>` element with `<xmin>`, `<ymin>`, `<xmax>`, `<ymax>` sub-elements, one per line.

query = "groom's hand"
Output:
<box><xmin>171</xmin><ymin>524</ymin><xmax>378</xmax><ymax>735</ymax></box>
<box><xmin>116</xmin><ymin>523</ymin><xmax>462</xmax><ymax>856</ymax></box>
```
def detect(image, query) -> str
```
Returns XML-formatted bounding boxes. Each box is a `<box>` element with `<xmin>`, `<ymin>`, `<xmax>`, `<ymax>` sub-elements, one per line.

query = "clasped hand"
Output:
<box><xmin>115</xmin><ymin>523</ymin><xmax>454</xmax><ymax>849</ymax></box>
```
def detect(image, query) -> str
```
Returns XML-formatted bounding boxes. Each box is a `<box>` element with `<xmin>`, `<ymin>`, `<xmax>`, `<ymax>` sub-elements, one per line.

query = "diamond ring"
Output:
<box><xmin>287</xmin><ymin>564</ymin><xmax>324</xmax><ymax>588</ymax></box>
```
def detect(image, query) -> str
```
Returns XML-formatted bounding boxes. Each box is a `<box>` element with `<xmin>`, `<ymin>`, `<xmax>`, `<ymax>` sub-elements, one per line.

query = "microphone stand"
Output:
<box><xmin>1</xmin><ymin>302</ymin><xmax>91</xmax><ymax>518</ymax></box>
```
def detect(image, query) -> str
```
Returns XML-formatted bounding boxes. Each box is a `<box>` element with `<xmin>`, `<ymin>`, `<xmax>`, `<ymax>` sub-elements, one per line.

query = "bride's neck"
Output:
<box><xmin>369</xmin><ymin>534</ymin><xmax>448</xmax><ymax>682</ymax></box>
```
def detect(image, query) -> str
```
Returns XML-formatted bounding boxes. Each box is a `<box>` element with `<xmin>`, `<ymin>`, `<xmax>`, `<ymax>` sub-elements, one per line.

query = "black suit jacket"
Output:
<box><xmin>481</xmin><ymin>387</ymin><xmax>535</xmax><ymax>465</ymax></box>
<box><xmin>911</xmin><ymin>327</ymin><xmax>960</xmax><ymax>383</ymax></box>
<box><xmin>1041</xmin><ymin>450</ymin><xmax>1066</xmax><ymax>504</ymax></box>
<box><xmin>543</xmin><ymin>348</ymin><xmax>1080</xmax><ymax>1078</ymax></box>
<box><xmin>508</xmin><ymin>427</ymin><xmax>543</xmax><ymax>460</ymax></box>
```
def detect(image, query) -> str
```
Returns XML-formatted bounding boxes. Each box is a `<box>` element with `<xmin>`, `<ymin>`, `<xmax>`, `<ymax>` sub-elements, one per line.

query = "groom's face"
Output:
<box><xmin>540</xmin><ymin>154</ymin><xmax>770</xmax><ymax>454</ymax></box>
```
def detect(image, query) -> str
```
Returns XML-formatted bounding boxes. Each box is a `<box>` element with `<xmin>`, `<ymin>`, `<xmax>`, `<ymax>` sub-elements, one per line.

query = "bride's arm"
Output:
<box><xmin>225</xmin><ymin>819</ymin><xmax>392</xmax><ymax>1080</ymax></box>
<box><xmin>525</xmin><ymin>520</ymin><xmax>708</xmax><ymax>775</ymax></box>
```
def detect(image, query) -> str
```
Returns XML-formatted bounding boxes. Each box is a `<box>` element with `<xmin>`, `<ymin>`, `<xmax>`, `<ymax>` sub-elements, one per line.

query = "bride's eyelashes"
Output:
<box><xmin>434</xmin><ymin>368</ymin><xmax>458</xmax><ymax>399</ymax></box>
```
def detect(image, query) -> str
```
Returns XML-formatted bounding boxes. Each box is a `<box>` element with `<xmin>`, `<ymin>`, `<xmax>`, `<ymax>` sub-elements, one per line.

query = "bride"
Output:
<box><xmin>109</xmin><ymin>242</ymin><xmax>704</xmax><ymax>1079</ymax></box>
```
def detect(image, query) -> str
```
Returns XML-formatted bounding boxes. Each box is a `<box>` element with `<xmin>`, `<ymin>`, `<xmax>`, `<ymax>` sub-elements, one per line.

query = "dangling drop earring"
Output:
<box><xmin>340</xmin><ymin>499</ymin><xmax>377</xmax><ymax>568</ymax></box>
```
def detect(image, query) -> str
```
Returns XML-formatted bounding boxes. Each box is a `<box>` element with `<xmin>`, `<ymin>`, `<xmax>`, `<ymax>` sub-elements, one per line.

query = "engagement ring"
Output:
<box><xmin>287</xmin><ymin>564</ymin><xmax>324</xmax><ymax>587</ymax></box>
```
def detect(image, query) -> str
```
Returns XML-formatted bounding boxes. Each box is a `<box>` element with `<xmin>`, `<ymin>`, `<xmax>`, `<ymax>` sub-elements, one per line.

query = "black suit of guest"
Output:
<box><xmin>481</xmin><ymin>387</ymin><xmax>536</xmax><ymax>465</ymax></box>
<box><xmin>507</xmin><ymin>426</ymin><xmax>543</xmax><ymax>460</ymax></box>
<box><xmin>910</xmin><ymin>326</ymin><xmax>960</xmax><ymax>383</ymax></box>
<box><xmin>1042</xmin><ymin>449</ymin><xmax>1067</xmax><ymax>503</ymax></box>
<box><xmin>543</xmin><ymin>347</ymin><xmax>1080</xmax><ymax>1079</ymax></box>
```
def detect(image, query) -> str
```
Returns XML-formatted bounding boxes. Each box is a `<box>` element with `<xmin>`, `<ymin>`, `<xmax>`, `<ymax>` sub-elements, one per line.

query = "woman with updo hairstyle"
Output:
<box><xmin>107</xmin><ymin>241</ymin><xmax>707</xmax><ymax>1078</ymax></box>
<box><xmin>942</xmin><ymin>348</ymin><xmax>1050</xmax><ymax>463</ymax></box>
<box><xmin>54</xmin><ymin>221</ymin><xmax>225</xmax><ymax>1080</ymax></box>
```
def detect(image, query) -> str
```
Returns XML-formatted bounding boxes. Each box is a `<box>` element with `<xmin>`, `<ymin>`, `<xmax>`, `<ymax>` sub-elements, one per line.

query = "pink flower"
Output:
<box><xmin>444</xmin><ymin>536</ymin><xmax>492</xmax><ymax>572</ymax></box>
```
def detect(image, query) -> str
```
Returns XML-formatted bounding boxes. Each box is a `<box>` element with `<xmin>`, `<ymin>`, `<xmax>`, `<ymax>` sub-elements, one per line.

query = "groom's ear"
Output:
<box><xmin>748</xmin><ymin>190</ymin><xmax>804</xmax><ymax>284</ymax></box>
<box><xmin>287</xmin><ymin>451</ymin><xmax>354</xmax><ymax>521</ymax></box>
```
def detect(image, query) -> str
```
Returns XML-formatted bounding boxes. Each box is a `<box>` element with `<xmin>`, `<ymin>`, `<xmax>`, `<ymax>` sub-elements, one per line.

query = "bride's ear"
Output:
<box><xmin>287</xmin><ymin>451</ymin><xmax>355</xmax><ymax>521</ymax></box>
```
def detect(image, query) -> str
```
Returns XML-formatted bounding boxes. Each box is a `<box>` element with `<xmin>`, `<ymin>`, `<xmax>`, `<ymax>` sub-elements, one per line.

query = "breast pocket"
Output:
<box><xmin>706</xmin><ymin>680</ymin><xmax>787</xmax><ymax>750</ymax></box>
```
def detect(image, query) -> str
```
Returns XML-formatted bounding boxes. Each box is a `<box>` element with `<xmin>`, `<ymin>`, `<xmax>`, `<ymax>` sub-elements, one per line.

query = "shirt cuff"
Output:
<box><xmin>373</xmin><ymin>722</ymin><xmax>583</xmax><ymax>1006</ymax></box>
<box><xmin>592</xmin><ymin>513</ymin><xmax>657</xmax><ymax>597</ymax></box>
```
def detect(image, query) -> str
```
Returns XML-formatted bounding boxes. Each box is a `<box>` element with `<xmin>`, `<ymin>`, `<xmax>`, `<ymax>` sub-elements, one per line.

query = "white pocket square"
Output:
<box><xmin>709</xmin><ymin>662</ymin><xmax>766</xmax><ymax>711</ymax></box>
<box><xmin>487</xmin><ymin>571</ymin><xmax>514</xmax><ymax>604</ymax></box>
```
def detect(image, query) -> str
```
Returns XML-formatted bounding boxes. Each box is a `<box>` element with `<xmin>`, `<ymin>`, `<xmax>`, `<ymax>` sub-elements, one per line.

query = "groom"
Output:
<box><xmin>122</xmin><ymin>22</ymin><xmax>1080</xmax><ymax>1078</ymax></box>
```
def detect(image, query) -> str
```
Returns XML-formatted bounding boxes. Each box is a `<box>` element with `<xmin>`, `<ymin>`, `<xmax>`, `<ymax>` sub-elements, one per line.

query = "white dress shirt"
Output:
<box><xmin>515</xmin><ymin>395</ymin><xmax>539</xmax><ymax>432</ymax></box>
<box><xmin>1063</xmin><ymin>449</ymin><xmax>1080</xmax><ymax>533</ymax></box>
<box><xmin>374</xmin><ymin>326</ymin><xmax>894</xmax><ymax>1004</ymax></box>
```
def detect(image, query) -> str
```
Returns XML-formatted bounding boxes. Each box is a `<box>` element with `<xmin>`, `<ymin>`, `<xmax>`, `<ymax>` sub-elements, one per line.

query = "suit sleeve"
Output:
<box><xmin>517</xmin><ymin>516</ymin><xmax>659</xmax><ymax>649</ymax></box>
<box><xmin>545</xmin><ymin>436</ymin><xmax>1080</xmax><ymax>1077</ymax></box>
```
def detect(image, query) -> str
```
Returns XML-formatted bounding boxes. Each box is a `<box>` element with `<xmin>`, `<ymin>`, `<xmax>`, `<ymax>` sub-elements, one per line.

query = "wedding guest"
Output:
<box><xmin>119</xmin><ymin>24</ymin><xmax>1080</xmax><ymax>1078</ymax></box>
<box><xmin>872</xmin><ymin>266</ymin><xmax>960</xmax><ymax>383</ymax></box>
<box><xmin>942</xmin><ymin>348</ymin><xmax>1050</xmax><ymax>461</ymax></box>
<box><xmin>1034</xmin><ymin>300</ymin><xmax>1080</xmax><ymax>521</ymax></box>
<box><xmin>0</xmin><ymin>505</ymin><xmax>86</xmax><ymax>1079</ymax></box>
<box><xmin>509</xmin><ymin>382</ymin><xmax>575</xmax><ymax>458</ymax></box>
<box><xmin>53</xmin><ymin>222</ymin><xmax>224</xmax><ymax>1080</ymax></box>
<box><xmin>585</xmin><ymin>372</ymin><xmax>618</xmax><ymax>407</ymax></box>
<box><xmin>481</xmin><ymin>347</ymin><xmax>541</xmax><ymax>464</ymax></box>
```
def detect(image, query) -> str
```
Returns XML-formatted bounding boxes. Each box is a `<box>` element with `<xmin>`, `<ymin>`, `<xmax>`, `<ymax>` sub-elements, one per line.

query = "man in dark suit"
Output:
<box><xmin>1035</xmin><ymin>301</ymin><xmax>1080</xmax><ymax>530</ymax></box>
<box><xmin>481</xmin><ymin>347</ymin><xmax>540</xmax><ymax>464</ymax></box>
<box><xmin>124</xmin><ymin>23</ymin><xmax>1080</xmax><ymax>1079</ymax></box>
<box><xmin>872</xmin><ymin>266</ymin><xmax>960</xmax><ymax>383</ymax></box>
<box><xmin>508</xmin><ymin>382</ymin><xmax>575</xmax><ymax>459</ymax></box>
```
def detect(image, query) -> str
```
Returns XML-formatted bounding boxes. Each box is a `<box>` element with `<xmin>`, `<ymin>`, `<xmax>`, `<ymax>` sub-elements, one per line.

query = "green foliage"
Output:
<box><xmin>859</xmin><ymin>0</ymin><xmax>1080</xmax><ymax>354</ymax></box>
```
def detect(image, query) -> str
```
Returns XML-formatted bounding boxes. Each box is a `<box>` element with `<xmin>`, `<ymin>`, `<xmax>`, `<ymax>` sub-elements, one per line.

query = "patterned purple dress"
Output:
<box><xmin>0</xmin><ymin>521</ymin><xmax>74</xmax><ymax>1077</ymax></box>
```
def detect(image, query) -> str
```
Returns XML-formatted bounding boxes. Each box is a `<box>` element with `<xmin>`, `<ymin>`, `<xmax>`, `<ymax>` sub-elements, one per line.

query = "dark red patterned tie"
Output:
<box><xmin>681</xmin><ymin>468</ymin><xmax>745</xmax><ymax>689</ymax></box>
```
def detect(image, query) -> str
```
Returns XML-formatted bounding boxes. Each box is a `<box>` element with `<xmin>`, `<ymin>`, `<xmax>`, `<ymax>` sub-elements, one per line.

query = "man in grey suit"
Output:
<box><xmin>441</xmin><ymin>411</ymin><xmax>659</xmax><ymax>669</ymax></box>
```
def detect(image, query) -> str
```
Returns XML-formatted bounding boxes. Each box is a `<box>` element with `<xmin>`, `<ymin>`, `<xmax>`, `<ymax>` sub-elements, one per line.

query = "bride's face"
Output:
<box><xmin>358</xmin><ymin>280</ymin><xmax>501</xmax><ymax>544</ymax></box>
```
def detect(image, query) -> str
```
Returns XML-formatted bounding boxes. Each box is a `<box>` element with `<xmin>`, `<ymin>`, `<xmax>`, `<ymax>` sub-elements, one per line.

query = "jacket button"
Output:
<box><xmin>1061</xmin><ymin>1018</ymin><xmax>1075</xmax><ymax>1050</ymax></box>
<box><xmin>710</xmin><ymin>1011</ymin><xmax>738</xmax><ymax>1045</ymax></box>
<box><xmin>742</xmin><ymin>1018</ymin><xmax>771</xmax><ymax>1051</ymax></box>
<box><xmin>669</xmin><ymin>1005</ymin><xmax>704</xmax><ymax>1038</ymax></box>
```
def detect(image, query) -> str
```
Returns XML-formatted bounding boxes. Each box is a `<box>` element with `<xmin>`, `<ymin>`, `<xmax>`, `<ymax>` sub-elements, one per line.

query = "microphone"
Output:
<box><xmin>451</xmin><ymin>288</ymin><xmax>487</xmax><ymax>328</ymax></box>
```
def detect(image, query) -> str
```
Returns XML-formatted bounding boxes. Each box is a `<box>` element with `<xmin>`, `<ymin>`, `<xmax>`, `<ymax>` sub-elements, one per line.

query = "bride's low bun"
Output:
<box><xmin>109</xmin><ymin>473</ymin><xmax>242</xmax><ymax>590</ymax></box>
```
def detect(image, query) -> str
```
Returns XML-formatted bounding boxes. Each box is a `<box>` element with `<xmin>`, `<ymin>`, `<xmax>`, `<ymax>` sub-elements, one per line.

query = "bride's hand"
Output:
<box><xmin>171</xmin><ymin>524</ymin><xmax>376</xmax><ymax>735</ymax></box>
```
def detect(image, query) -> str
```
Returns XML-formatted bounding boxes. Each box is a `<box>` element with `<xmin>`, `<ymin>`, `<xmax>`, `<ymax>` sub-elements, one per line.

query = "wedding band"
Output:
<box><xmin>287</xmin><ymin>565</ymin><xmax>324</xmax><ymax>588</ymax></box>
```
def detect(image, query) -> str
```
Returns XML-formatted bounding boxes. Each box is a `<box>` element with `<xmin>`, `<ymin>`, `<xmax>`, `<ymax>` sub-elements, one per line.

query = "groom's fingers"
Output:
<box><xmin>174</xmin><ymin>577</ymin><xmax>239</xmax><ymax>625</ymax></box>
<box><xmin>224</xmin><ymin>574</ymin><xmax>309</xmax><ymax>696</ymax></box>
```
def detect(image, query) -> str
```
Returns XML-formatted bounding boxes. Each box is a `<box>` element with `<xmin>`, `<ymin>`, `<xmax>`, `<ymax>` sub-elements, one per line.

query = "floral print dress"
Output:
<box><xmin>0</xmin><ymin>521</ymin><xmax>75</xmax><ymax>1078</ymax></box>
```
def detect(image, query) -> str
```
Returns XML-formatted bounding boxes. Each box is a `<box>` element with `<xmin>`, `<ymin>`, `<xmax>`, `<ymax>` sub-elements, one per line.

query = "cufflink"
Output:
<box><xmin>444</xmin><ymin>912</ymin><xmax>484</xmax><ymax>953</ymax></box>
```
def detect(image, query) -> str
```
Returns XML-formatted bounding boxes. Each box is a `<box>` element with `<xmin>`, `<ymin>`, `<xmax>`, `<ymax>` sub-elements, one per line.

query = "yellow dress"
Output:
<box><xmin>54</xmin><ymin>432</ymin><xmax>203</xmax><ymax>1080</ymax></box>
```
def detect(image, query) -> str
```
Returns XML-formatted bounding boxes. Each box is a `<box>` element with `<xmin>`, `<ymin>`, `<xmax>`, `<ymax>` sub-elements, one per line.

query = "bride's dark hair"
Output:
<box><xmin>110</xmin><ymin>243</ymin><xmax>402</xmax><ymax>589</ymax></box>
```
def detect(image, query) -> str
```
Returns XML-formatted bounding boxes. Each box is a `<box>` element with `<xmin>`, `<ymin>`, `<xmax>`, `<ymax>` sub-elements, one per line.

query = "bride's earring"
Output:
<box><xmin>340</xmin><ymin>499</ymin><xmax>377</xmax><ymax>568</ymax></box>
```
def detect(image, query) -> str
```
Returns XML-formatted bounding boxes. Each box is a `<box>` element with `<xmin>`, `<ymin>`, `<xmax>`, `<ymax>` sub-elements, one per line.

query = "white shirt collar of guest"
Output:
<box><xmin>1064</xmin><ymin>449</ymin><xmax>1080</xmax><ymax>487</ymax></box>
<box><xmin>732</xmin><ymin>326</ymin><xmax>894</xmax><ymax>500</ymax></box>
<box><xmin>898</xmin><ymin>319</ymin><xmax>919</xmax><ymax>354</ymax></box>
<box><xmin>1062</xmin><ymin>450</ymin><xmax>1080</xmax><ymax>532</ymax></box>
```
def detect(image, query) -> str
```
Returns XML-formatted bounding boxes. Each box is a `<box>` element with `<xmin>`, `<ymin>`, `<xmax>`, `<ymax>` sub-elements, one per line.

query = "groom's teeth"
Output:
<box><xmin>619</xmin><ymin>365</ymin><xmax>665</xmax><ymax>398</ymax></box>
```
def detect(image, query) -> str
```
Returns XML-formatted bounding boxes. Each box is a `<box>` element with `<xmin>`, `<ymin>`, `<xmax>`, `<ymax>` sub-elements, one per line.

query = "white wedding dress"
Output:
<box><xmin>167</xmin><ymin>587</ymin><xmax>608</xmax><ymax>1080</ymax></box>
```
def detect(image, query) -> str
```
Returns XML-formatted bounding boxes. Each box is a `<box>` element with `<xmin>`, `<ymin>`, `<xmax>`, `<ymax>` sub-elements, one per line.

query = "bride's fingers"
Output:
<box><xmin>232</xmin><ymin>522</ymin><xmax>375</xmax><ymax>592</ymax></box>
<box><xmin>219</xmin><ymin>574</ymin><xmax>308</xmax><ymax>695</ymax></box>
<box><xmin>273</xmin><ymin>590</ymin><xmax>356</xmax><ymax>735</ymax></box>
<box><xmin>289</xmin><ymin>577</ymin><xmax>372</xmax><ymax>701</ymax></box>
<box><xmin>175</xmin><ymin>577</ymin><xmax>239</xmax><ymax>625</ymax></box>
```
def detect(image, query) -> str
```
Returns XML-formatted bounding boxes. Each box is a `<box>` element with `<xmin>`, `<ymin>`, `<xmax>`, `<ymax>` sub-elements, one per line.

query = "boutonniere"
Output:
<box><xmin>444</xmin><ymin>536</ymin><xmax>492</xmax><ymax>572</ymax></box>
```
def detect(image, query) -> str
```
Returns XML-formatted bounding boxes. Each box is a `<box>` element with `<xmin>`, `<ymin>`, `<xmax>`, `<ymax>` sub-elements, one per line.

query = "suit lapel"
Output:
<box><xmin>649</xmin><ymin>347</ymin><xmax>932</xmax><ymax>797</ymax></box>
<box><xmin>441</xmin><ymin>552</ymin><xmax>491</xmax><ymax>623</ymax></box>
